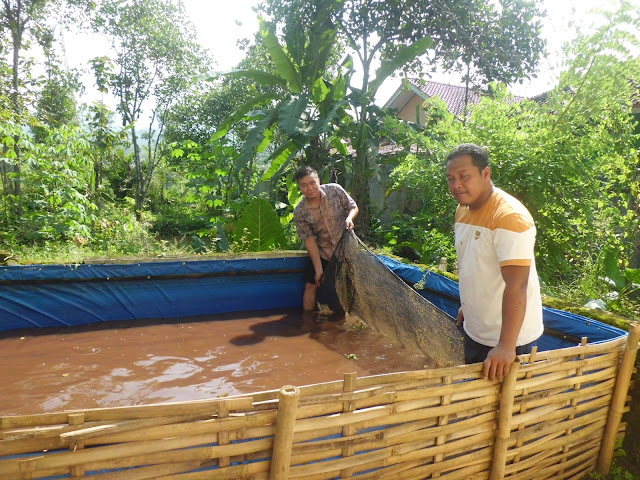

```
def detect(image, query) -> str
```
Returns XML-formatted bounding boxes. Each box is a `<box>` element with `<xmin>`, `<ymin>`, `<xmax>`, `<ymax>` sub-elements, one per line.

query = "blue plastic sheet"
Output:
<box><xmin>0</xmin><ymin>254</ymin><xmax>627</xmax><ymax>352</ymax></box>
<box><xmin>0</xmin><ymin>254</ymin><xmax>629</xmax><ymax>480</ymax></box>
<box><xmin>0</xmin><ymin>257</ymin><xmax>307</xmax><ymax>331</ymax></box>
<box><xmin>378</xmin><ymin>255</ymin><xmax>627</xmax><ymax>351</ymax></box>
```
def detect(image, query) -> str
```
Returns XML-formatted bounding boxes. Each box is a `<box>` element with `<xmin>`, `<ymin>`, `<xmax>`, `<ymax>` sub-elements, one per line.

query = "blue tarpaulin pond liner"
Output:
<box><xmin>0</xmin><ymin>252</ymin><xmax>637</xmax><ymax>480</ymax></box>
<box><xmin>0</xmin><ymin>252</ymin><xmax>625</xmax><ymax>351</ymax></box>
<box><xmin>0</xmin><ymin>254</ymin><xmax>307</xmax><ymax>331</ymax></box>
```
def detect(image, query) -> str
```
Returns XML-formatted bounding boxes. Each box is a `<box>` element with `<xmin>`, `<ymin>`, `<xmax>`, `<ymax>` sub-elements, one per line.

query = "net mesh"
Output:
<box><xmin>318</xmin><ymin>230</ymin><xmax>465</xmax><ymax>367</ymax></box>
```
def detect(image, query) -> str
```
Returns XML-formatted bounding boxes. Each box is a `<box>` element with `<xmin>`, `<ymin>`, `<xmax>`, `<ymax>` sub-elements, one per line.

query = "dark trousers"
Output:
<box><xmin>463</xmin><ymin>330</ymin><xmax>538</xmax><ymax>364</ymax></box>
<box><xmin>303</xmin><ymin>257</ymin><xmax>329</xmax><ymax>284</ymax></box>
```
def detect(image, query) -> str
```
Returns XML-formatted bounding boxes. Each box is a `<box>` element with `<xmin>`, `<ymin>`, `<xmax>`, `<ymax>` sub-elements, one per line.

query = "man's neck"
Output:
<box><xmin>469</xmin><ymin>183</ymin><xmax>495</xmax><ymax>211</ymax></box>
<box><xmin>307</xmin><ymin>197</ymin><xmax>321</xmax><ymax>208</ymax></box>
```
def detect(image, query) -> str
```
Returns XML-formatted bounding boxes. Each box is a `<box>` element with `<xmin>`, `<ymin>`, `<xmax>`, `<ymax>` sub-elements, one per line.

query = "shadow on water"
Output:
<box><xmin>0</xmin><ymin>308</ymin><xmax>304</xmax><ymax>340</ymax></box>
<box><xmin>229</xmin><ymin>310</ymin><xmax>346</xmax><ymax>346</ymax></box>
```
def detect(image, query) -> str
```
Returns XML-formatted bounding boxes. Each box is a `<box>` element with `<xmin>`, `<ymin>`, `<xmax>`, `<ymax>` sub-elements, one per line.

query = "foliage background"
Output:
<box><xmin>0</xmin><ymin>0</ymin><xmax>637</xmax><ymax>315</ymax></box>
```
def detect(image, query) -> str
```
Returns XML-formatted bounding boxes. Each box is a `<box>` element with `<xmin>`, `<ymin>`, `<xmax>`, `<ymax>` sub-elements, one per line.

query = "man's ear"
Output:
<box><xmin>482</xmin><ymin>166</ymin><xmax>491</xmax><ymax>180</ymax></box>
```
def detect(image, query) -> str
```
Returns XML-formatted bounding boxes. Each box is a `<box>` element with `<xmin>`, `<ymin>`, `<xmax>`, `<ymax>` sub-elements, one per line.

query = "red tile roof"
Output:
<box><xmin>384</xmin><ymin>78</ymin><xmax>526</xmax><ymax>117</ymax></box>
<box><xmin>408</xmin><ymin>79</ymin><xmax>480</xmax><ymax>116</ymax></box>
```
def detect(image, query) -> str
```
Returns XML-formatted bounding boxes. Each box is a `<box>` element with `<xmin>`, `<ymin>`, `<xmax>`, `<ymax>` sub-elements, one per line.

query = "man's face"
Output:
<box><xmin>298</xmin><ymin>173</ymin><xmax>321</xmax><ymax>201</ymax></box>
<box><xmin>446</xmin><ymin>154</ymin><xmax>492</xmax><ymax>210</ymax></box>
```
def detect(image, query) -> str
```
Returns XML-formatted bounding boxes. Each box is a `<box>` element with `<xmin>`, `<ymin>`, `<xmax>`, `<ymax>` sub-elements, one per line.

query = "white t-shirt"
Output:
<box><xmin>455</xmin><ymin>188</ymin><xmax>543</xmax><ymax>347</ymax></box>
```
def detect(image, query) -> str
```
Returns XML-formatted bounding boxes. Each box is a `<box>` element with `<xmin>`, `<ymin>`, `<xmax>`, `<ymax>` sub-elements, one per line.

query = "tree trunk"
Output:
<box><xmin>8</xmin><ymin>0</ymin><xmax>25</xmax><ymax>214</ymax></box>
<box><xmin>351</xmin><ymin>149</ymin><xmax>370</xmax><ymax>238</ymax></box>
<box><xmin>131</xmin><ymin>126</ymin><xmax>144</xmax><ymax>219</ymax></box>
<box><xmin>93</xmin><ymin>155</ymin><xmax>103</xmax><ymax>209</ymax></box>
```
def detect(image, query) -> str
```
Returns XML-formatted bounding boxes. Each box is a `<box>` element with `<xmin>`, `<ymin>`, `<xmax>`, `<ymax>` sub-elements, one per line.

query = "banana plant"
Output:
<box><xmin>202</xmin><ymin>0</ymin><xmax>436</xmax><ymax>234</ymax></box>
<box><xmin>201</xmin><ymin>0</ymin><xmax>353</xmax><ymax>182</ymax></box>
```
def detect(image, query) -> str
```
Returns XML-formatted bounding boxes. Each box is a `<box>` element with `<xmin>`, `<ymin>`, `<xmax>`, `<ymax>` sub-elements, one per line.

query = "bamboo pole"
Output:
<box><xmin>596</xmin><ymin>322</ymin><xmax>640</xmax><ymax>474</ymax></box>
<box><xmin>432</xmin><ymin>374</ymin><xmax>452</xmax><ymax>478</ymax></box>
<box><xmin>559</xmin><ymin>337</ymin><xmax>588</xmax><ymax>476</ymax></box>
<box><xmin>217</xmin><ymin>401</ymin><xmax>230</xmax><ymax>468</ymax></box>
<box><xmin>489</xmin><ymin>358</ymin><xmax>521</xmax><ymax>480</ymax></box>
<box><xmin>269</xmin><ymin>385</ymin><xmax>300</xmax><ymax>480</ymax></box>
<box><xmin>340</xmin><ymin>372</ymin><xmax>357</xmax><ymax>478</ymax></box>
<box><xmin>513</xmin><ymin>345</ymin><xmax>537</xmax><ymax>464</ymax></box>
<box><xmin>67</xmin><ymin>413</ymin><xmax>85</xmax><ymax>477</ymax></box>
<box><xmin>0</xmin><ymin>397</ymin><xmax>252</xmax><ymax>430</ymax></box>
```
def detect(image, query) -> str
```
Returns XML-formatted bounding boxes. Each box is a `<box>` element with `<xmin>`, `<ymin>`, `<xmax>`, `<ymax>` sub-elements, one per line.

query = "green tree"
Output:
<box><xmin>431</xmin><ymin>0</ymin><xmax>545</xmax><ymax>115</ymax></box>
<box><xmin>165</xmin><ymin>38</ymin><xmax>279</xmax><ymax>147</ymax></box>
<box><xmin>0</xmin><ymin>0</ymin><xmax>91</xmax><ymax>216</ymax></box>
<box><xmin>33</xmin><ymin>29</ymin><xmax>82</xmax><ymax>142</ymax></box>
<box><xmin>255</xmin><ymin>0</ymin><xmax>546</xmax><ymax>233</ymax></box>
<box><xmin>0</xmin><ymin>0</ymin><xmax>50</xmax><ymax>212</ymax></box>
<box><xmin>389</xmin><ymin>1</ymin><xmax>640</xmax><ymax>285</ymax></box>
<box><xmin>205</xmin><ymin>0</ymin><xmax>350</xmax><ymax>194</ymax></box>
<box><xmin>91</xmin><ymin>0</ymin><xmax>208</xmax><ymax>217</ymax></box>
<box><xmin>83</xmin><ymin>101</ymin><xmax>128</xmax><ymax>206</ymax></box>
<box><xmin>164</xmin><ymin>38</ymin><xmax>286</xmax><ymax>206</ymax></box>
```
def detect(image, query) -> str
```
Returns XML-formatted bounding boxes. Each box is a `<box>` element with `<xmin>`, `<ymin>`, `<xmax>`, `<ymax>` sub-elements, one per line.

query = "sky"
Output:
<box><xmin>64</xmin><ymin>0</ymin><xmax>620</xmax><ymax>108</ymax></box>
<box><xmin>179</xmin><ymin>0</ymin><xmax>617</xmax><ymax>101</ymax></box>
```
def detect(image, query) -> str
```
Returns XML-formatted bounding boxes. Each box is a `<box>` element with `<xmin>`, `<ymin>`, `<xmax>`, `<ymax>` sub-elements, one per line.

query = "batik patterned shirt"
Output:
<box><xmin>294</xmin><ymin>183</ymin><xmax>357</xmax><ymax>260</ymax></box>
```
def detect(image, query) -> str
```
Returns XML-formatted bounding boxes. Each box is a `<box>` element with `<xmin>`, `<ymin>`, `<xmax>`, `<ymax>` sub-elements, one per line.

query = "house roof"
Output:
<box><xmin>384</xmin><ymin>78</ymin><xmax>526</xmax><ymax>116</ymax></box>
<box><xmin>383</xmin><ymin>79</ymin><xmax>479</xmax><ymax>116</ymax></box>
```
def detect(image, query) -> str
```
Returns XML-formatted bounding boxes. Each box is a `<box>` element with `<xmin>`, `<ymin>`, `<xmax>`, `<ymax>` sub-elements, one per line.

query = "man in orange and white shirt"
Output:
<box><xmin>445</xmin><ymin>143</ymin><xmax>543</xmax><ymax>381</ymax></box>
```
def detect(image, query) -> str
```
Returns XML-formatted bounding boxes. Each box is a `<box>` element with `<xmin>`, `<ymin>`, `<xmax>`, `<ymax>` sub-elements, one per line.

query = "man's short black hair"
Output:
<box><xmin>446</xmin><ymin>143</ymin><xmax>490</xmax><ymax>172</ymax></box>
<box><xmin>295</xmin><ymin>166</ymin><xmax>318</xmax><ymax>182</ymax></box>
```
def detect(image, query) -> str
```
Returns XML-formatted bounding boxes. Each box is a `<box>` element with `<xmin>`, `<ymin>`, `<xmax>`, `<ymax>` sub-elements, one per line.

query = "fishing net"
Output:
<box><xmin>317</xmin><ymin>230</ymin><xmax>464</xmax><ymax>367</ymax></box>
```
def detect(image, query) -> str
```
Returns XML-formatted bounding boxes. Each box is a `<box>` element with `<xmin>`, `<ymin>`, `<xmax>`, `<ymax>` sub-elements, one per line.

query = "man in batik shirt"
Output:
<box><xmin>293</xmin><ymin>166</ymin><xmax>359</xmax><ymax>311</ymax></box>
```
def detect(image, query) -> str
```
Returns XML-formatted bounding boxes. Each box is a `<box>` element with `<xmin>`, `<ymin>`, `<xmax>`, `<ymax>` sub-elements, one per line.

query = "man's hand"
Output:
<box><xmin>456</xmin><ymin>307</ymin><xmax>464</xmax><ymax>327</ymax></box>
<box><xmin>345</xmin><ymin>206</ymin><xmax>358</xmax><ymax>230</ymax></box>
<box><xmin>483</xmin><ymin>343</ymin><xmax>516</xmax><ymax>381</ymax></box>
<box><xmin>314</xmin><ymin>269</ymin><xmax>324</xmax><ymax>287</ymax></box>
<box><xmin>345</xmin><ymin>217</ymin><xmax>355</xmax><ymax>230</ymax></box>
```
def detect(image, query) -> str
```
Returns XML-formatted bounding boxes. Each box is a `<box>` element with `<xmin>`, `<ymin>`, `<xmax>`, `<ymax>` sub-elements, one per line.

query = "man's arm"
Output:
<box><xmin>304</xmin><ymin>237</ymin><xmax>324</xmax><ymax>286</ymax></box>
<box><xmin>484</xmin><ymin>264</ymin><xmax>529</xmax><ymax>381</ymax></box>
<box><xmin>345</xmin><ymin>205</ymin><xmax>359</xmax><ymax>230</ymax></box>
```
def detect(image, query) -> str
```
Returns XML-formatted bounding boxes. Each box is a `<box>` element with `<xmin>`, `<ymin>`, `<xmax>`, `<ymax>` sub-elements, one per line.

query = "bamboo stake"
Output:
<box><xmin>17</xmin><ymin>455</ymin><xmax>39</xmax><ymax>480</ymax></box>
<box><xmin>596</xmin><ymin>322</ymin><xmax>640</xmax><ymax>474</ymax></box>
<box><xmin>217</xmin><ymin>403</ymin><xmax>230</xmax><ymax>468</ymax></box>
<box><xmin>489</xmin><ymin>358</ymin><xmax>520</xmax><ymax>480</ymax></box>
<box><xmin>559</xmin><ymin>337</ymin><xmax>587</xmax><ymax>475</ymax></box>
<box><xmin>340</xmin><ymin>372</ymin><xmax>357</xmax><ymax>478</ymax></box>
<box><xmin>67</xmin><ymin>413</ymin><xmax>85</xmax><ymax>477</ymax></box>
<box><xmin>432</xmin><ymin>374</ymin><xmax>452</xmax><ymax>478</ymax></box>
<box><xmin>513</xmin><ymin>345</ymin><xmax>537</xmax><ymax>464</ymax></box>
<box><xmin>269</xmin><ymin>385</ymin><xmax>300</xmax><ymax>480</ymax></box>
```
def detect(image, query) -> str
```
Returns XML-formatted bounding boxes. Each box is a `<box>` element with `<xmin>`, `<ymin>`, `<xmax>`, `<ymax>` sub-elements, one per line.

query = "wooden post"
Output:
<box><xmin>68</xmin><ymin>413</ymin><xmax>86</xmax><ymax>477</ymax></box>
<box><xmin>559</xmin><ymin>337</ymin><xmax>588</xmax><ymax>475</ymax></box>
<box><xmin>596</xmin><ymin>323</ymin><xmax>640</xmax><ymax>474</ymax></box>
<box><xmin>433</xmin><ymin>374</ymin><xmax>452</xmax><ymax>478</ymax></box>
<box><xmin>340</xmin><ymin>372</ymin><xmax>358</xmax><ymax>478</ymax></box>
<box><xmin>218</xmin><ymin>401</ymin><xmax>230</xmax><ymax>468</ymax></box>
<box><xmin>269</xmin><ymin>385</ymin><xmax>300</xmax><ymax>480</ymax></box>
<box><xmin>513</xmin><ymin>346</ymin><xmax>537</xmax><ymax>463</ymax></box>
<box><xmin>489</xmin><ymin>359</ymin><xmax>521</xmax><ymax>480</ymax></box>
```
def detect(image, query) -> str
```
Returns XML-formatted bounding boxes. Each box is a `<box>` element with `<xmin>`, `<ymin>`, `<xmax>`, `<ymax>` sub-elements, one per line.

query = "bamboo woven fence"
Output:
<box><xmin>1</xmin><ymin>323</ymin><xmax>638</xmax><ymax>480</ymax></box>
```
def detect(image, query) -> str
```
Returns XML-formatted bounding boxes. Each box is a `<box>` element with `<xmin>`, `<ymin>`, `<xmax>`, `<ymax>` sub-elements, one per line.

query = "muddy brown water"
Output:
<box><xmin>0</xmin><ymin>309</ymin><xmax>431</xmax><ymax>415</ymax></box>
